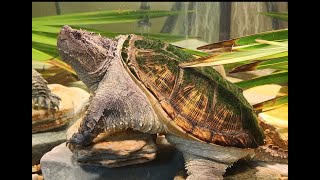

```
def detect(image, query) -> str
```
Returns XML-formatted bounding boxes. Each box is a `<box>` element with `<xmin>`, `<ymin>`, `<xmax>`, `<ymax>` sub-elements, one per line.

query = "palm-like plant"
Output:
<box><xmin>33</xmin><ymin>9</ymin><xmax>288</xmax><ymax>115</ymax></box>
<box><xmin>180</xmin><ymin>12</ymin><xmax>288</xmax><ymax>113</ymax></box>
<box><xmin>32</xmin><ymin>9</ymin><xmax>187</xmax><ymax>73</ymax></box>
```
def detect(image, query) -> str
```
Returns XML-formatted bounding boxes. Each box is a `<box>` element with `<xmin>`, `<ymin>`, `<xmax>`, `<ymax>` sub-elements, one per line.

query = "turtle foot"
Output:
<box><xmin>184</xmin><ymin>153</ymin><xmax>229</xmax><ymax>180</ymax></box>
<box><xmin>66</xmin><ymin>131</ymin><xmax>95</xmax><ymax>148</ymax></box>
<box><xmin>32</xmin><ymin>93</ymin><xmax>61</xmax><ymax>111</ymax></box>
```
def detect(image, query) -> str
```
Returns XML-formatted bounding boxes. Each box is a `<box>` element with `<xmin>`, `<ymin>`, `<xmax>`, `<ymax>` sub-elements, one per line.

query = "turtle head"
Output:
<box><xmin>57</xmin><ymin>25</ymin><xmax>116</xmax><ymax>91</ymax></box>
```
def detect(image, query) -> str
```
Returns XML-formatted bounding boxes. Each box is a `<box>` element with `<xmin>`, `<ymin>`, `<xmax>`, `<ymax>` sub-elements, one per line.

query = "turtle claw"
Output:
<box><xmin>36</xmin><ymin>96</ymin><xmax>44</xmax><ymax>110</ymax></box>
<box><xmin>66</xmin><ymin>131</ymin><xmax>94</xmax><ymax>147</ymax></box>
<box><xmin>32</xmin><ymin>93</ymin><xmax>61</xmax><ymax>111</ymax></box>
<box><xmin>48</xmin><ymin>93</ymin><xmax>61</xmax><ymax>110</ymax></box>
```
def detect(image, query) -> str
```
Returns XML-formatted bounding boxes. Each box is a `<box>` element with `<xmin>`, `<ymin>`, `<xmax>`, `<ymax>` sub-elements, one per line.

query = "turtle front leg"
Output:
<box><xmin>66</xmin><ymin>92</ymin><xmax>109</xmax><ymax>147</ymax></box>
<box><xmin>183</xmin><ymin>152</ymin><xmax>229</xmax><ymax>180</ymax></box>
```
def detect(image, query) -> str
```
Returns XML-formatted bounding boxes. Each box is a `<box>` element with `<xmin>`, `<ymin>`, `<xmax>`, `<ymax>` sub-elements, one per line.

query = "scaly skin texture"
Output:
<box><xmin>58</xmin><ymin>26</ymin><xmax>165</xmax><ymax>146</ymax></box>
<box><xmin>32</xmin><ymin>68</ymin><xmax>61</xmax><ymax>111</ymax></box>
<box><xmin>57</xmin><ymin>26</ymin><xmax>287</xmax><ymax>179</ymax></box>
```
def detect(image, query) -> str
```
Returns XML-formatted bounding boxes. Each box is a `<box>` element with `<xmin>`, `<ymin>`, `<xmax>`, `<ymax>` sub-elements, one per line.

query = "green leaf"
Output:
<box><xmin>197</xmin><ymin>29</ymin><xmax>288</xmax><ymax>51</ymax></box>
<box><xmin>253</xmin><ymin>51</ymin><xmax>287</xmax><ymax>61</ymax></box>
<box><xmin>229</xmin><ymin>56</ymin><xmax>288</xmax><ymax>73</ymax></box>
<box><xmin>181</xmin><ymin>49</ymin><xmax>209</xmax><ymax>57</ymax></box>
<box><xmin>235</xmin><ymin>71</ymin><xmax>288</xmax><ymax>89</ymax></box>
<box><xmin>180</xmin><ymin>45</ymin><xmax>287</xmax><ymax>67</ymax></box>
<box><xmin>255</xmin><ymin>39</ymin><xmax>288</xmax><ymax>47</ymax></box>
<box><xmin>33</xmin><ymin>10</ymin><xmax>185</xmax><ymax>26</ymax></box>
<box><xmin>253</xmin><ymin>95</ymin><xmax>288</xmax><ymax>112</ymax></box>
<box><xmin>260</xmin><ymin>12</ymin><xmax>288</xmax><ymax>22</ymax></box>
<box><xmin>236</xmin><ymin>29</ymin><xmax>288</xmax><ymax>45</ymax></box>
<box><xmin>33</xmin><ymin>10</ymin><xmax>135</xmax><ymax>21</ymax></box>
<box><xmin>32</xmin><ymin>42</ymin><xmax>58</xmax><ymax>58</ymax></box>
<box><xmin>32</xmin><ymin>33</ymin><xmax>57</xmax><ymax>46</ymax></box>
<box><xmin>32</xmin><ymin>48</ymin><xmax>53</xmax><ymax>62</ymax></box>
<box><xmin>32</xmin><ymin>9</ymin><xmax>191</xmax><ymax>74</ymax></box>
<box><xmin>32</xmin><ymin>25</ymin><xmax>185</xmax><ymax>43</ymax></box>
<box><xmin>256</xmin><ymin>57</ymin><xmax>288</xmax><ymax>70</ymax></box>
<box><xmin>146</xmin><ymin>33</ymin><xmax>186</xmax><ymax>42</ymax></box>
<box><xmin>32</xmin><ymin>25</ymin><xmax>62</xmax><ymax>34</ymax></box>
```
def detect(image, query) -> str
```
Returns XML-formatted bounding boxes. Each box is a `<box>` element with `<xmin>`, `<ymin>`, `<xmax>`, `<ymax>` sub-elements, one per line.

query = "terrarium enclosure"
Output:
<box><xmin>32</xmin><ymin>2</ymin><xmax>288</xmax><ymax>180</ymax></box>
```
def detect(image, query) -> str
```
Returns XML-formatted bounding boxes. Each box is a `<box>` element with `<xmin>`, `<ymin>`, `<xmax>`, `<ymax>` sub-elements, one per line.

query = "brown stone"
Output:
<box><xmin>32</xmin><ymin>84</ymin><xmax>89</xmax><ymax>133</ymax></box>
<box><xmin>224</xmin><ymin>161</ymin><xmax>287</xmax><ymax>180</ymax></box>
<box><xmin>66</xmin><ymin>118</ymin><xmax>157</xmax><ymax>168</ymax></box>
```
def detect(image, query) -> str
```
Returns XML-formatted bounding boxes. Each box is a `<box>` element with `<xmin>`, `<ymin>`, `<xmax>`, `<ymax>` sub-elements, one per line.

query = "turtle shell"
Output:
<box><xmin>120</xmin><ymin>35</ymin><xmax>265</xmax><ymax>148</ymax></box>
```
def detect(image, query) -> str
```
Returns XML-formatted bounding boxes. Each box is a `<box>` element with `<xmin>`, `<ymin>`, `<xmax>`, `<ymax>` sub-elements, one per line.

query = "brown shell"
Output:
<box><xmin>121</xmin><ymin>35</ymin><xmax>264</xmax><ymax>148</ymax></box>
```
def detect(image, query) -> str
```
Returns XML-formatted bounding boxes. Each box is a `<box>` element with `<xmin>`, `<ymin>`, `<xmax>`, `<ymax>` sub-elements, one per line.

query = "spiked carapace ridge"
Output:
<box><xmin>122</xmin><ymin>35</ymin><xmax>265</xmax><ymax>148</ymax></box>
<box><xmin>57</xmin><ymin>25</ymin><xmax>264</xmax><ymax>148</ymax></box>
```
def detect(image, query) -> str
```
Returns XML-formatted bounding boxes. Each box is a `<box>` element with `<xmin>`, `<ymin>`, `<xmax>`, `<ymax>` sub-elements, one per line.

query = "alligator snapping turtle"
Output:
<box><xmin>32</xmin><ymin>68</ymin><xmax>61</xmax><ymax>111</ymax></box>
<box><xmin>57</xmin><ymin>26</ymin><xmax>287</xmax><ymax>179</ymax></box>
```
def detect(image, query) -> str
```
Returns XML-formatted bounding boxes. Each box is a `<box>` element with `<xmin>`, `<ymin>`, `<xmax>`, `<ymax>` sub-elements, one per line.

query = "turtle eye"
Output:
<box><xmin>73</xmin><ymin>32</ymin><xmax>82</xmax><ymax>40</ymax></box>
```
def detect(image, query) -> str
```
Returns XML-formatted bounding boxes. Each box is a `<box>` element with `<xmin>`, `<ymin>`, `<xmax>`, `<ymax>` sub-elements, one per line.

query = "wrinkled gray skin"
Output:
<box><xmin>57</xmin><ymin>26</ymin><xmax>287</xmax><ymax>180</ymax></box>
<box><xmin>32</xmin><ymin>69</ymin><xmax>61</xmax><ymax>111</ymax></box>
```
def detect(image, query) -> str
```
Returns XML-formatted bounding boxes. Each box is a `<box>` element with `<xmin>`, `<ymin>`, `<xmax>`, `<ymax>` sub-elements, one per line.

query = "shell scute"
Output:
<box><xmin>122</xmin><ymin>35</ymin><xmax>264</xmax><ymax>148</ymax></box>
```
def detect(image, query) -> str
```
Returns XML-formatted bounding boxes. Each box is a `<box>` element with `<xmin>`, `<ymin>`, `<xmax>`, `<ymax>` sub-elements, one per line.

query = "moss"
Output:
<box><xmin>121</xmin><ymin>38</ymin><xmax>130</xmax><ymax>63</ymax></box>
<box><xmin>134</xmin><ymin>39</ymin><xmax>164</xmax><ymax>50</ymax></box>
<box><xmin>190</xmin><ymin>66</ymin><xmax>263</xmax><ymax>140</ymax></box>
<box><xmin>136</xmin><ymin>56</ymin><xmax>146</xmax><ymax>65</ymax></box>
<box><xmin>166</xmin><ymin>44</ymin><xmax>195</xmax><ymax>62</ymax></box>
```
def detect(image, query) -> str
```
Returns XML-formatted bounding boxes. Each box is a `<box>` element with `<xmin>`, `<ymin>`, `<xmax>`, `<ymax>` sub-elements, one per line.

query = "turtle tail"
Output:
<box><xmin>250</xmin><ymin>144</ymin><xmax>288</xmax><ymax>164</ymax></box>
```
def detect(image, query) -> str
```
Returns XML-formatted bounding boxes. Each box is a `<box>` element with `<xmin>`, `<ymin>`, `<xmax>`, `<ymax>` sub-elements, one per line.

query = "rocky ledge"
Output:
<box><xmin>32</xmin><ymin>84</ymin><xmax>90</xmax><ymax>133</ymax></box>
<box><xmin>40</xmin><ymin>142</ymin><xmax>185</xmax><ymax>180</ymax></box>
<box><xmin>32</xmin><ymin>84</ymin><xmax>90</xmax><ymax>165</ymax></box>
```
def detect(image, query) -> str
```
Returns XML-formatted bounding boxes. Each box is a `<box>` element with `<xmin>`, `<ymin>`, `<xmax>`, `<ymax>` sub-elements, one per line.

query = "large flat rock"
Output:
<box><xmin>66</xmin><ymin>118</ymin><xmax>158</xmax><ymax>168</ymax></box>
<box><xmin>32</xmin><ymin>84</ymin><xmax>90</xmax><ymax>133</ymax></box>
<box><xmin>224</xmin><ymin>160</ymin><xmax>288</xmax><ymax>180</ymax></box>
<box><xmin>41</xmin><ymin>143</ymin><xmax>185</xmax><ymax>180</ymax></box>
<box><xmin>32</xmin><ymin>85</ymin><xmax>90</xmax><ymax>165</ymax></box>
<box><xmin>32</xmin><ymin>129</ymin><xmax>67</xmax><ymax>165</ymax></box>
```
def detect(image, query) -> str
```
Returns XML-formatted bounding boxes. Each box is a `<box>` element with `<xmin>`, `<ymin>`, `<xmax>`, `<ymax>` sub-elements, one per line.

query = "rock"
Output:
<box><xmin>259</xmin><ymin>105</ymin><xmax>288</xmax><ymax>142</ymax></box>
<box><xmin>243</xmin><ymin>84</ymin><xmax>282</xmax><ymax>106</ymax></box>
<box><xmin>224</xmin><ymin>160</ymin><xmax>287</xmax><ymax>180</ymax></box>
<box><xmin>32</xmin><ymin>164</ymin><xmax>41</xmax><ymax>173</ymax></box>
<box><xmin>32</xmin><ymin>174</ymin><xmax>43</xmax><ymax>180</ymax></box>
<box><xmin>41</xmin><ymin>142</ymin><xmax>185</xmax><ymax>180</ymax></box>
<box><xmin>32</xmin><ymin>84</ymin><xmax>89</xmax><ymax>133</ymax></box>
<box><xmin>252</xmin><ymin>162</ymin><xmax>288</xmax><ymax>176</ymax></box>
<box><xmin>173</xmin><ymin>170</ymin><xmax>187</xmax><ymax>180</ymax></box>
<box><xmin>67</xmin><ymin>81</ymin><xmax>89</xmax><ymax>92</ymax></box>
<box><xmin>72</xmin><ymin>130</ymin><xmax>157</xmax><ymax>168</ymax></box>
<box><xmin>32</xmin><ymin>174</ymin><xmax>38</xmax><ymax>180</ymax></box>
<box><xmin>67</xmin><ymin>118</ymin><xmax>157</xmax><ymax>168</ymax></box>
<box><xmin>32</xmin><ymin>85</ymin><xmax>89</xmax><ymax>165</ymax></box>
<box><xmin>32</xmin><ymin>128</ymin><xmax>69</xmax><ymax>165</ymax></box>
<box><xmin>66</xmin><ymin>117</ymin><xmax>84</xmax><ymax>140</ymax></box>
